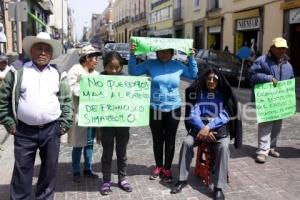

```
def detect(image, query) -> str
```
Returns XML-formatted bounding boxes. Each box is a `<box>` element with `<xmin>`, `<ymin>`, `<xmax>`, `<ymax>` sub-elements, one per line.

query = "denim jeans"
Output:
<box><xmin>72</xmin><ymin>128</ymin><xmax>95</xmax><ymax>174</ymax></box>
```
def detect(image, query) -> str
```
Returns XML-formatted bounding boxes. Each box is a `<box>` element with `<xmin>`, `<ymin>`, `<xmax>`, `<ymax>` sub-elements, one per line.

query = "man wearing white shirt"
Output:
<box><xmin>0</xmin><ymin>32</ymin><xmax>73</xmax><ymax>200</ymax></box>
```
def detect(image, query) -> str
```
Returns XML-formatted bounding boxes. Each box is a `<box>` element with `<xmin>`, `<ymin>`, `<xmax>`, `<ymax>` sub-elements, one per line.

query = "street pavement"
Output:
<box><xmin>0</xmin><ymin>51</ymin><xmax>299</xmax><ymax>200</ymax></box>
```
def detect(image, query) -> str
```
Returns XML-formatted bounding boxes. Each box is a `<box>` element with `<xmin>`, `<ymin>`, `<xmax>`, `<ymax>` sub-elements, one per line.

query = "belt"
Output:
<box><xmin>18</xmin><ymin>120</ymin><xmax>56</xmax><ymax>129</ymax></box>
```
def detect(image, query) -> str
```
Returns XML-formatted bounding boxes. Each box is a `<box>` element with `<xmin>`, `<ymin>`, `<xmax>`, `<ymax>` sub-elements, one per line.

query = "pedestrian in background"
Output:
<box><xmin>171</xmin><ymin>67</ymin><xmax>242</xmax><ymax>200</ymax></box>
<box><xmin>249</xmin><ymin>37</ymin><xmax>294</xmax><ymax>164</ymax></box>
<box><xmin>0</xmin><ymin>32</ymin><xmax>73</xmax><ymax>200</ymax></box>
<box><xmin>0</xmin><ymin>54</ymin><xmax>12</xmax><ymax>85</ymax></box>
<box><xmin>99</xmin><ymin>51</ymin><xmax>132</xmax><ymax>195</ymax></box>
<box><xmin>67</xmin><ymin>45</ymin><xmax>101</xmax><ymax>183</ymax></box>
<box><xmin>128</xmin><ymin>44</ymin><xmax>198</xmax><ymax>183</ymax></box>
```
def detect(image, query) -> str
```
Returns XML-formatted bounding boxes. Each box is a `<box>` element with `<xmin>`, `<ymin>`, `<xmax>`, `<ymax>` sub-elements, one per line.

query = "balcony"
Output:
<box><xmin>173</xmin><ymin>8</ymin><xmax>182</xmax><ymax>21</ymax></box>
<box><xmin>37</xmin><ymin>0</ymin><xmax>53</xmax><ymax>14</ymax></box>
<box><xmin>132</xmin><ymin>12</ymin><xmax>146</xmax><ymax>23</ymax></box>
<box><xmin>151</xmin><ymin>0</ymin><xmax>169</xmax><ymax>10</ymax></box>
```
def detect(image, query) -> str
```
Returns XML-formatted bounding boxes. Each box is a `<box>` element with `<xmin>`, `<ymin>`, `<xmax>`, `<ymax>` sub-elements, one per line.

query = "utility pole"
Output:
<box><xmin>61</xmin><ymin>0</ymin><xmax>64</xmax><ymax>53</ymax></box>
<box><xmin>8</xmin><ymin>0</ymin><xmax>27</xmax><ymax>53</ymax></box>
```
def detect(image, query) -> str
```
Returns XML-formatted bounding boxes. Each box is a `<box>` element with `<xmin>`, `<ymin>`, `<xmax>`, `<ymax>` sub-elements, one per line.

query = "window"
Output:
<box><xmin>194</xmin><ymin>0</ymin><xmax>200</xmax><ymax>8</ymax></box>
<box><xmin>208</xmin><ymin>0</ymin><xmax>222</xmax><ymax>10</ymax></box>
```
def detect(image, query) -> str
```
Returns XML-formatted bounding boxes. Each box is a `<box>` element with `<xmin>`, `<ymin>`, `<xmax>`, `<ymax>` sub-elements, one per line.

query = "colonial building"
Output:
<box><xmin>148</xmin><ymin>0</ymin><xmax>173</xmax><ymax>38</ymax></box>
<box><xmin>100</xmin><ymin>0</ymin><xmax>114</xmax><ymax>43</ymax></box>
<box><xmin>281</xmin><ymin>0</ymin><xmax>300</xmax><ymax>76</ymax></box>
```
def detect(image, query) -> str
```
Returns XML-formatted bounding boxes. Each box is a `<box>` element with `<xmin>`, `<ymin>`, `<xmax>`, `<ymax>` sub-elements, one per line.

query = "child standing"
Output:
<box><xmin>100</xmin><ymin>51</ymin><xmax>132</xmax><ymax>195</ymax></box>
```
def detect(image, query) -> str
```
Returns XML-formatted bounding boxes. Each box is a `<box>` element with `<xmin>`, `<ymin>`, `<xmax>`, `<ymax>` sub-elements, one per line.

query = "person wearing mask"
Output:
<box><xmin>67</xmin><ymin>45</ymin><xmax>101</xmax><ymax>182</ymax></box>
<box><xmin>249</xmin><ymin>37</ymin><xmax>294</xmax><ymax>164</ymax></box>
<box><xmin>128</xmin><ymin>45</ymin><xmax>198</xmax><ymax>183</ymax></box>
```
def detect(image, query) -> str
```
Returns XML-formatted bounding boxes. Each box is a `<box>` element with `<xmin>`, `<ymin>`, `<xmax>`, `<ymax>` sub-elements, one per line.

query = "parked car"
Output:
<box><xmin>74</xmin><ymin>42</ymin><xmax>90</xmax><ymax>48</ymax></box>
<box><xmin>102</xmin><ymin>43</ymin><xmax>116</xmax><ymax>58</ymax></box>
<box><xmin>195</xmin><ymin>49</ymin><xmax>249</xmax><ymax>85</ymax></box>
<box><xmin>114</xmin><ymin>43</ymin><xmax>130</xmax><ymax>64</ymax></box>
<box><xmin>173</xmin><ymin>50</ymin><xmax>188</xmax><ymax>64</ymax></box>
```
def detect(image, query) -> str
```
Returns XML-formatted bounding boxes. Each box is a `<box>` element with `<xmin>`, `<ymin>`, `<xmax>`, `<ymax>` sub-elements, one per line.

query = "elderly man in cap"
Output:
<box><xmin>0</xmin><ymin>32</ymin><xmax>73</xmax><ymax>199</ymax></box>
<box><xmin>249</xmin><ymin>37</ymin><xmax>294</xmax><ymax>164</ymax></box>
<box><xmin>0</xmin><ymin>54</ymin><xmax>12</xmax><ymax>83</ymax></box>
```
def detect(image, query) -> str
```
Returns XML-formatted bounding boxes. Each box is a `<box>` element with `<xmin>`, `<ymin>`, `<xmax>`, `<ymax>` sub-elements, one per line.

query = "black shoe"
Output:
<box><xmin>73</xmin><ymin>173</ymin><xmax>81</xmax><ymax>183</ymax></box>
<box><xmin>213</xmin><ymin>188</ymin><xmax>225</xmax><ymax>200</ymax></box>
<box><xmin>170</xmin><ymin>181</ymin><xmax>187</xmax><ymax>194</ymax></box>
<box><xmin>83</xmin><ymin>170</ymin><xmax>98</xmax><ymax>178</ymax></box>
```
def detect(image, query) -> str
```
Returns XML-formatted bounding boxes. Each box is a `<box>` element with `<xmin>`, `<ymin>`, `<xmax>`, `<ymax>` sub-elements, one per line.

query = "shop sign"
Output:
<box><xmin>236</xmin><ymin>17</ymin><xmax>260</xmax><ymax>31</ymax></box>
<box><xmin>208</xmin><ymin>26</ymin><xmax>221</xmax><ymax>33</ymax></box>
<box><xmin>289</xmin><ymin>8</ymin><xmax>300</xmax><ymax>24</ymax></box>
<box><xmin>149</xmin><ymin>29</ymin><xmax>173</xmax><ymax>36</ymax></box>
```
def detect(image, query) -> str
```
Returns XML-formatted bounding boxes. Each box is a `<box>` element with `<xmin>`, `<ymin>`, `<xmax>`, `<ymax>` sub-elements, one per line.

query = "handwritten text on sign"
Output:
<box><xmin>130</xmin><ymin>36</ymin><xmax>193</xmax><ymax>56</ymax></box>
<box><xmin>79</xmin><ymin>75</ymin><xmax>151</xmax><ymax>127</ymax></box>
<box><xmin>254</xmin><ymin>79</ymin><xmax>296</xmax><ymax>123</ymax></box>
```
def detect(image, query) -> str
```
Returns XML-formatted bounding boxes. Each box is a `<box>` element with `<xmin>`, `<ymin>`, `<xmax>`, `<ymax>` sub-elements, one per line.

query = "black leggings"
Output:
<box><xmin>149</xmin><ymin>107</ymin><xmax>181</xmax><ymax>169</ymax></box>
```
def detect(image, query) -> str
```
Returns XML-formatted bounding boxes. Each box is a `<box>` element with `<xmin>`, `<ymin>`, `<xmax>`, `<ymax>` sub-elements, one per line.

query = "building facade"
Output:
<box><xmin>281</xmin><ymin>0</ymin><xmax>300</xmax><ymax>76</ymax></box>
<box><xmin>148</xmin><ymin>0</ymin><xmax>173</xmax><ymax>37</ymax></box>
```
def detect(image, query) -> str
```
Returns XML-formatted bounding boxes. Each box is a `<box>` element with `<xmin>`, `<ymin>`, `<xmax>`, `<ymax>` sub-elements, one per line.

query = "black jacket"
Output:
<box><xmin>184</xmin><ymin>67</ymin><xmax>243</xmax><ymax>149</ymax></box>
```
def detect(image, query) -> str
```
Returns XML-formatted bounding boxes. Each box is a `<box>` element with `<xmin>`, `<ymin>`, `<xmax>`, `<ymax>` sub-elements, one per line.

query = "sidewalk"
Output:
<box><xmin>296</xmin><ymin>77</ymin><xmax>300</xmax><ymax>99</ymax></box>
<box><xmin>0</xmin><ymin>129</ymin><xmax>299</xmax><ymax>200</ymax></box>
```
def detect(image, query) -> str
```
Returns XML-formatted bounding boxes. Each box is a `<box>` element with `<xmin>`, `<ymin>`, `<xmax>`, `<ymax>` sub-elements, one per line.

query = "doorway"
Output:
<box><xmin>290</xmin><ymin>23</ymin><xmax>300</xmax><ymax>76</ymax></box>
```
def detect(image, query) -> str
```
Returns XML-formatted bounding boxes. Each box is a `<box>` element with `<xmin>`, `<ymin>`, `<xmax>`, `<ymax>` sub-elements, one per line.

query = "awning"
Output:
<box><xmin>27</xmin><ymin>12</ymin><xmax>47</xmax><ymax>28</ymax></box>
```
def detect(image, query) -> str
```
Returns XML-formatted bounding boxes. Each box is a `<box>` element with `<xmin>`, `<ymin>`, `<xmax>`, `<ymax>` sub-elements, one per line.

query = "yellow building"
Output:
<box><xmin>148</xmin><ymin>0</ymin><xmax>173</xmax><ymax>37</ymax></box>
<box><xmin>113</xmin><ymin>0</ymin><xmax>131</xmax><ymax>42</ymax></box>
<box><xmin>175</xmin><ymin>0</ymin><xmax>206</xmax><ymax>49</ymax></box>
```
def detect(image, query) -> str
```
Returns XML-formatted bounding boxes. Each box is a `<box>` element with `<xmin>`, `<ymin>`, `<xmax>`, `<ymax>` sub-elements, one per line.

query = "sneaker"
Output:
<box><xmin>149</xmin><ymin>166</ymin><xmax>162</xmax><ymax>180</ymax></box>
<box><xmin>73</xmin><ymin>173</ymin><xmax>81</xmax><ymax>183</ymax></box>
<box><xmin>269</xmin><ymin>149</ymin><xmax>280</xmax><ymax>157</ymax></box>
<box><xmin>100</xmin><ymin>182</ymin><xmax>112</xmax><ymax>196</ymax></box>
<box><xmin>161</xmin><ymin>168</ymin><xmax>173</xmax><ymax>183</ymax></box>
<box><xmin>83</xmin><ymin>170</ymin><xmax>99</xmax><ymax>178</ymax></box>
<box><xmin>255</xmin><ymin>154</ymin><xmax>266</xmax><ymax>164</ymax></box>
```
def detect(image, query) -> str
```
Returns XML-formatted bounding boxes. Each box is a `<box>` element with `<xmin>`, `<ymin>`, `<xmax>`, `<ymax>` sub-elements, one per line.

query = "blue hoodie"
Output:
<box><xmin>128</xmin><ymin>54</ymin><xmax>198</xmax><ymax>111</ymax></box>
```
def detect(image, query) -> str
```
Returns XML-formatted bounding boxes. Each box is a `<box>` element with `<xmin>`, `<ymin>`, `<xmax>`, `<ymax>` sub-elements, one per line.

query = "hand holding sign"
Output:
<box><xmin>130</xmin><ymin>36</ymin><xmax>194</xmax><ymax>55</ymax></box>
<box><xmin>254</xmin><ymin>79</ymin><xmax>296</xmax><ymax>123</ymax></box>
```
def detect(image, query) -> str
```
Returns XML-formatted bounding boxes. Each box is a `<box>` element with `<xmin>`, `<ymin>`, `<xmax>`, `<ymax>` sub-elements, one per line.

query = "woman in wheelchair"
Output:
<box><xmin>171</xmin><ymin>67</ymin><xmax>242</xmax><ymax>200</ymax></box>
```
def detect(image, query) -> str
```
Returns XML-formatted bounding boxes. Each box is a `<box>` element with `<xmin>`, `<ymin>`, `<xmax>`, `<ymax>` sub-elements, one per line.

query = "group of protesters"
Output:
<box><xmin>0</xmin><ymin>31</ymin><xmax>294</xmax><ymax>200</ymax></box>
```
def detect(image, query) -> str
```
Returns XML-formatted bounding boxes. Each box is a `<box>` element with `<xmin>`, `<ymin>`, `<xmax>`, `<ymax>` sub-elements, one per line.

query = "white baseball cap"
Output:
<box><xmin>79</xmin><ymin>45</ymin><xmax>101</xmax><ymax>57</ymax></box>
<box><xmin>272</xmin><ymin>37</ymin><xmax>288</xmax><ymax>49</ymax></box>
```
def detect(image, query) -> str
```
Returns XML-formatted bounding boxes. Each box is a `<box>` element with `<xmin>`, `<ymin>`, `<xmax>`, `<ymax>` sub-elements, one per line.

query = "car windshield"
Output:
<box><xmin>209</xmin><ymin>51</ymin><xmax>240</xmax><ymax>65</ymax></box>
<box><xmin>115</xmin><ymin>44</ymin><xmax>129</xmax><ymax>51</ymax></box>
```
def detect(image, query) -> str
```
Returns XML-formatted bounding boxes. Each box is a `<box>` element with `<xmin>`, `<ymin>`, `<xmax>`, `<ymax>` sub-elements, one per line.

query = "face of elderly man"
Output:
<box><xmin>30</xmin><ymin>42</ymin><xmax>53</xmax><ymax>68</ymax></box>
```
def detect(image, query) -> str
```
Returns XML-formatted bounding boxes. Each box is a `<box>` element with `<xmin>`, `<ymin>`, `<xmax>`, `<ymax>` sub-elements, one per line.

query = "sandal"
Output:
<box><xmin>118</xmin><ymin>180</ymin><xmax>132</xmax><ymax>192</ymax></box>
<box><xmin>100</xmin><ymin>182</ymin><xmax>112</xmax><ymax>195</ymax></box>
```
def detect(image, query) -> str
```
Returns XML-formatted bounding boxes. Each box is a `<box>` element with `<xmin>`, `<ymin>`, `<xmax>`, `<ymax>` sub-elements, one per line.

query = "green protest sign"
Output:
<box><xmin>130</xmin><ymin>36</ymin><xmax>193</xmax><ymax>55</ymax></box>
<box><xmin>78</xmin><ymin>75</ymin><xmax>151</xmax><ymax>127</ymax></box>
<box><xmin>254</xmin><ymin>79</ymin><xmax>296</xmax><ymax>123</ymax></box>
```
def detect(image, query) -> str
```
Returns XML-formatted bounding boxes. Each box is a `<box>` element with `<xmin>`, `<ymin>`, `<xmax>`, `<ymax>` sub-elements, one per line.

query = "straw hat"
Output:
<box><xmin>23</xmin><ymin>32</ymin><xmax>62</xmax><ymax>59</ymax></box>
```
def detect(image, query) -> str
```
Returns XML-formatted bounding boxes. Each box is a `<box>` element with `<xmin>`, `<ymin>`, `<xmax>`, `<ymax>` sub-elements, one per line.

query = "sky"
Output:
<box><xmin>68</xmin><ymin>0</ymin><xmax>109</xmax><ymax>41</ymax></box>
